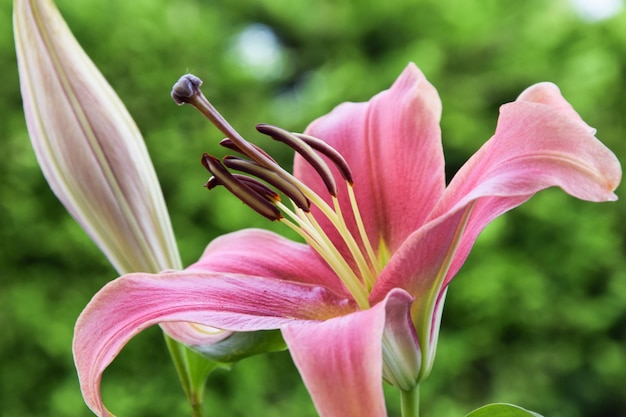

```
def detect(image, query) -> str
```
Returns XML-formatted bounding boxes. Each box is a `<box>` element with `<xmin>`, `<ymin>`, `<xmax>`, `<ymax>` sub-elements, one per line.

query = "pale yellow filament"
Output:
<box><xmin>277</xmin><ymin>203</ymin><xmax>370</xmax><ymax>309</ymax></box>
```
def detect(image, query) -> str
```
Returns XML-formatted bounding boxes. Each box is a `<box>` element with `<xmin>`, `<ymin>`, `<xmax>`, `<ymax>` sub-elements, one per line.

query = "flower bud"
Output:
<box><xmin>14</xmin><ymin>0</ymin><xmax>181</xmax><ymax>274</ymax></box>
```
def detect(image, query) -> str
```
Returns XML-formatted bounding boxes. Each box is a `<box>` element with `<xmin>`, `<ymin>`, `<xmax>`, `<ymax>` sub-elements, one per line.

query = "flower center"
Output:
<box><xmin>172</xmin><ymin>74</ymin><xmax>380</xmax><ymax>309</ymax></box>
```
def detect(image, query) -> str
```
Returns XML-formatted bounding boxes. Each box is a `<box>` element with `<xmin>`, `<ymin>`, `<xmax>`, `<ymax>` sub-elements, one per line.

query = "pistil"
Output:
<box><xmin>172</xmin><ymin>74</ymin><xmax>276</xmax><ymax>170</ymax></box>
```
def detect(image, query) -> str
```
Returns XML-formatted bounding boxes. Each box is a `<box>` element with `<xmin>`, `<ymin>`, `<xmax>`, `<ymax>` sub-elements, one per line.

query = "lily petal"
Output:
<box><xmin>283</xmin><ymin>289</ymin><xmax>414</xmax><ymax>417</ymax></box>
<box><xmin>517</xmin><ymin>81</ymin><xmax>590</xmax><ymax>126</ymax></box>
<box><xmin>372</xmin><ymin>82</ymin><xmax>620</xmax><ymax>377</ymax></box>
<box><xmin>163</xmin><ymin>229</ymin><xmax>348</xmax><ymax>346</ymax></box>
<box><xmin>371</xmin><ymin>207</ymin><xmax>471</xmax><ymax>378</ymax></box>
<box><xmin>435</xmin><ymin>82</ymin><xmax>621</xmax><ymax>285</ymax></box>
<box><xmin>74</xmin><ymin>272</ymin><xmax>357</xmax><ymax>416</ymax></box>
<box><xmin>295</xmin><ymin>63</ymin><xmax>445</xmax><ymax>254</ymax></box>
<box><xmin>375</xmin><ymin>82</ymin><xmax>621</xmax><ymax>301</ymax></box>
<box><xmin>188</xmin><ymin>228</ymin><xmax>349</xmax><ymax>296</ymax></box>
<box><xmin>14</xmin><ymin>0</ymin><xmax>180</xmax><ymax>274</ymax></box>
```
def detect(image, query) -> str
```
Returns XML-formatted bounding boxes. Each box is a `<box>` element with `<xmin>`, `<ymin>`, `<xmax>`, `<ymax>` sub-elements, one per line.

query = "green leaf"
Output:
<box><xmin>193</xmin><ymin>330</ymin><xmax>287</xmax><ymax>363</ymax></box>
<box><xmin>465</xmin><ymin>403</ymin><xmax>544</xmax><ymax>417</ymax></box>
<box><xmin>163</xmin><ymin>330</ymin><xmax>286</xmax><ymax>416</ymax></box>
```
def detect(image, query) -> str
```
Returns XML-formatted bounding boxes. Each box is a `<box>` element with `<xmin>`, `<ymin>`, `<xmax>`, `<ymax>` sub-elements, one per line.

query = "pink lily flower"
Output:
<box><xmin>74</xmin><ymin>64</ymin><xmax>620</xmax><ymax>417</ymax></box>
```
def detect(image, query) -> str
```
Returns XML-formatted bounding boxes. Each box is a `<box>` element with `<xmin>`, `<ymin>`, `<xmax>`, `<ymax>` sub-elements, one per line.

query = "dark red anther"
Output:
<box><xmin>256</xmin><ymin>124</ymin><xmax>338</xmax><ymax>196</ymax></box>
<box><xmin>294</xmin><ymin>133</ymin><xmax>354</xmax><ymax>185</ymax></box>
<box><xmin>223</xmin><ymin>156</ymin><xmax>310</xmax><ymax>211</ymax></box>
<box><xmin>201</xmin><ymin>154</ymin><xmax>282</xmax><ymax>221</ymax></box>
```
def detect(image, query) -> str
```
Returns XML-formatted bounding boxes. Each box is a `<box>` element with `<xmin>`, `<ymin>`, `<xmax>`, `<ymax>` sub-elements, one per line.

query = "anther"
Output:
<box><xmin>206</xmin><ymin>174</ymin><xmax>280</xmax><ymax>202</ymax></box>
<box><xmin>294</xmin><ymin>133</ymin><xmax>354</xmax><ymax>185</ymax></box>
<box><xmin>219</xmin><ymin>138</ymin><xmax>277</xmax><ymax>164</ymax></box>
<box><xmin>223</xmin><ymin>156</ymin><xmax>310</xmax><ymax>211</ymax></box>
<box><xmin>235</xmin><ymin>176</ymin><xmax>281</xmax><ymax>202</ymax></box>
<box><xmin>205</xmin><ymin>176</ymin><xmax>220</xmax><ymax>190</ymax></box>
<box><xmin>201</xmin><ymin>154</ymin><xmax>282</xmax><ymax>221</ymax></box>
<box><xmin>256</xmin><ymin>124</ymin><xmax>338</xmax><ymax>196</ymax></box>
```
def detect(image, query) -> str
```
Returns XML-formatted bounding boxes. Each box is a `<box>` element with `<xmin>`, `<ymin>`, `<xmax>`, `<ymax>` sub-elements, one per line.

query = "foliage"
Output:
<box><xmin>1</xmin><ymin>0</ymin><xmax>625</xmax><ymax>416</ymax></box>
<box><xmin>466</xmin><ymin>403</ymin><xmax>543</xmax><ymax>417</ymax></box>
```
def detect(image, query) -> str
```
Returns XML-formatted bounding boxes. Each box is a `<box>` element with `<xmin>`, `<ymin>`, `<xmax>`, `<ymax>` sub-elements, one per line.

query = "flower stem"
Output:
<box><xmin>190</xmin><ymin>401</ymin><xmax>204</xmax><ymax>417</ymax></box>
<box><xmin>164</xmin><ymin>334</ymin><xmax>223</xmax><ymax>417</ymax></box>
<box><xmin>400</xmin><ymin>385</ymin><xmax>420</xmax><ymax>417</ymax></box>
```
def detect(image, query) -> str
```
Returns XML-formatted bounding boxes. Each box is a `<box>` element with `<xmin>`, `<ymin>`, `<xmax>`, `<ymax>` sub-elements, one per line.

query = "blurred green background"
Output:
<box><xmin>2</xmin><ymin>0</ymin><xmax>625</xmax><ymax>416</ymax></box>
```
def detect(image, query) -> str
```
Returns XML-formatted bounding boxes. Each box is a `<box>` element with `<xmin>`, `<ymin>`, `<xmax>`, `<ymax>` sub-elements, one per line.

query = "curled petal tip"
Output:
<box><xmin>503</xmin><ymin>83</ymin><xmax>622</xmax><ymax>202</ymax></box>
<box><xmin>516</xmin><ymin>81</ymin><xmax>593</xmax><ymax>130</ymax></box>
<box><xmin>171</xmin><ymin>74</ymin><xmax>203</xmax><ymax>105</ymax></box>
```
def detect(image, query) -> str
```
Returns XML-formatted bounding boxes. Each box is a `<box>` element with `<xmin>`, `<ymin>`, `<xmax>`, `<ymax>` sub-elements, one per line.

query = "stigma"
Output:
<box><xmin>172</xmin><ymin>74</ymin><xmax>380</xmax><ymax>309</ymax></box>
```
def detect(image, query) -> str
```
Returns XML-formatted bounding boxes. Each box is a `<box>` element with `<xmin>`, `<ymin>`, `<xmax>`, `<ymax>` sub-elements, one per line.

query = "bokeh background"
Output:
<box><xmin>1</xmin><ymin>0</ymin><xmax>625</xmax><ymax>416</ymax></box>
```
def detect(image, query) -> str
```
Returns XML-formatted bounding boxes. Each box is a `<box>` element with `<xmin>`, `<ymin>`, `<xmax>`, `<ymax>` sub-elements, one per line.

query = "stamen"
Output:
<box><xmin>207</xmin><ymin>174</ymin><xmax>281</xmax><ymax>203</ymax></box>
<box><xmin>276</xmin><ymin>203</ymin><xmax>370</xmax><ymax>309</ymax></box>
<box><xmin>174</xmin><ymin>74</ymin><xmax>381</xmax><ymax>308</ymax></box>
<box><xmin>204</xmin><ymin>176</ymin><xmax>220</xmax><ymax>190</ymax></box>
<box><xmin>305</xmin><ymin>204</ymin><xmax>377</xmax><ymax>291</ymax></box>
<box><xmin>201</xmin><ymin>153</ymin><xmax>281</xmax><ymax>221</ymax></box>
<box><xmin>292</xmin><ymin>132</ymin><xmax>377</xmax><ymax>279</ymax></box>
<box><xmin>223</xmin><ymin>156</ymin><xmax>310</xmax><ymax>211</ymax></box>
<box><xmin>347</xmin><ymin>185</ymin><xmax>380</xmax><ymax>275</ymax></box>
<box><xmin>294</xmin><ymin>133</ymin><xmax>353</xmax><ymax>184</ymax></box>
<box><xmin>220</xmin><ymin>138</ymin><xmax>276</xmax><ymax>164</ymax></box>
<box><xmin>256</xmin><ymin>124</ymin><xmax>338</xmax><ymax>196</ymax></box>
<box><xmin>256</xmin><ymin>124</ymin><xmax>379</xmax><ymax>289</ymax></box>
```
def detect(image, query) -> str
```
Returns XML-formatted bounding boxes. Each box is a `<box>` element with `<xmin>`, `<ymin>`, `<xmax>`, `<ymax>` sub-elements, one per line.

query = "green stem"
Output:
<box><xmin>164</xmin><ymin>334</ymin><xmax>222</xmax><ymax>417</ymax></box>
<box><xmin>190</xmin><ymin>400</ymin><xmax>203</xmax><ymax>417</ymax></box>
<box><xmin>400</xmin><ymin>385</ymin><xmax>420</xmax><ymax>417</ymax></box>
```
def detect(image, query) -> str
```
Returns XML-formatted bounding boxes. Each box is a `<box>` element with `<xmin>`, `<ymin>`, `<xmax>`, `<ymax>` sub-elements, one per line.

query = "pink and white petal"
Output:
<box><xmin>295</xmin><ymin>63</ymin><xmax>445</xmax><ymax>254</ymax></box>
<box><xmin>370</xmin><ymin>204</ymin><xmax>521</xmax><ymax>379</ymax></box>
<box><xmin>430</xmin><ymin>88</ymin><xmax>620</xmax><ymax>286</ymax></box>
<box><xmin>74</xmin><ymin>272</ymin><xmax>356</xmax><ymax>417</ymax></box>
<box><xmin>517</xmin><ymin>82</ymin><xmax>590</xmax><ymax>126</ymax></box>
<box><xmin>159</xmin><ymin>229</ymin><xmax>348</xmax><ymax>345</ymax></box>
<box><xmin>373</xmin><ymin>86</ymin><xmax>620</xmax><ymax>297</ymax></box>
<box><xmin>283</xmin><ymin>289</ymin><xmax>414</xmax><ymax>417</ymax></box>
<box><xmin>380</xmin><ymin>289</ymin><xmax>422</xmax><ymax>389</ymax></box>
<box><xmin>188</xmin><ymin>228</ymin><xmax>347</xmax><ymax>295</ymax></box>
<box><xmin>159</xmin><ymin>322</ymin><xmax>232</xmax><ymax>346</ymax></box>
<box><xmin>370</xmin><ymin>207</ymin><xmax>472</xmax><ymax>369</ymax></box>
<box><xmin>372</xmin><ymin>84</ymin><xmax>620</xmax><ymax>362</ymax></box>
<box><xmin>435</xmin><ymin>84</ymin><xmax>620</xmax><ymax>217</ymax></box>
<box><xmin>423</xmin><ymin>287</ymin><xmax>447</xmax><ymax>378</ymax></box>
